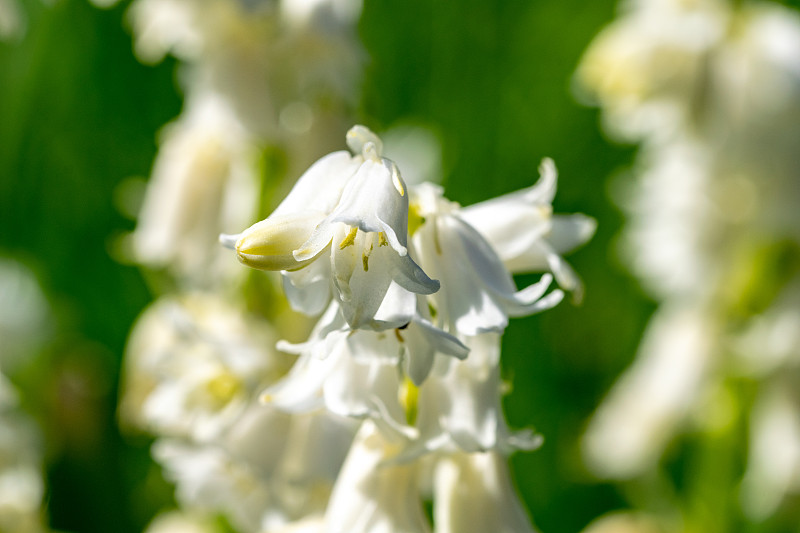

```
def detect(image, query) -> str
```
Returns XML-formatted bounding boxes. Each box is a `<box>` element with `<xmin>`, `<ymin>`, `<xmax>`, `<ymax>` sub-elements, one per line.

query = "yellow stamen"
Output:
<box><xmin>339</xmin><ymin>226</ymin><xmax>358</xmax><ymax>249</ymax></box>
<box><xmin>362</xmin><ymin>243</ymin><xmax>373</xmax><ymax>272</ymax></box>
<box><xmin>378</xmin><ymin>232</ymin><xmax>388</xmax><ymax>247</ymax></box>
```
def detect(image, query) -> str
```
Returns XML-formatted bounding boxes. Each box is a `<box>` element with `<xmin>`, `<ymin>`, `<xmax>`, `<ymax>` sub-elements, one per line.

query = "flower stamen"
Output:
<box><xmin>339</xmin><ymin>226</ymin><xmax>358</xmax><ymax>249</ymax></box>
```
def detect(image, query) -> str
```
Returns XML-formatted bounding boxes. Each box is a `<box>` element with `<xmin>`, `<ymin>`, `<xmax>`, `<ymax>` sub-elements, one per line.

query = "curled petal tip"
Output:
<box><xmin>346</xmin><ymin>125</ymin><xmax>383</xmax><ymax>157</ymax></box>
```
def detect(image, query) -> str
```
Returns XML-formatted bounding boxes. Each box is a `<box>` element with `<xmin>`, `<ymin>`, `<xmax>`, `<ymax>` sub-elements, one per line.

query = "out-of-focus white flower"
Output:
<box><xmin>228</xmin><ymin>126</ymin><xmax>440</xmax><ymax>329</ymax></box>
<box><xmin>575</xmin><ymin>0</ymin><xmax>729</xmax><ymax>142</ymax></box>
<box><xmin>268</xmin><ymin>515</ymin><xmax>325</xmax><ymax>533</ymax></box>
<box><xmin>125</xmin><ymin>0</ymin><xmax>205</xmax><ymax>63</ymax></box>
<box><xmin>0</xmin><ymin>393</ymin><xmax>45</xmax><ymax>533</ymax></box>
<box><xmin>410</xmin><ymin>181</ymin><xmax>564</xmax><ymax>336</ymax></box>
<box><xmin>153</xmin><ymin>410</ymin><xmax>356</xmax><ymax>533</ymax></box>
<box><xmin>432</xmin><ymin>451</ymin><xmax>537</xmax><ymax>533</ymax></box>
<box><xmin>322</xmin><ymin>421</ymin><xmax>430</xmax><ymax>533</ymax></box>
<box><xmin>143</xmin><ymin>510</ymin><xmax>221</xmax><ymax>533</ymax></box>
<box><xmin>154</xmin><ymin>439</ymin><xmax>278</xmax><ymax>533</ymax></box>
<box><xmin>131</xmin><ymin>92</ymin><xmax>261</xmax><ymax>288</ymax></box>
<box><xmin>577</xmin><ymin>0</ymin><xmax>800</xmax><ymax>159</ymax></box>
<box><xmin>583</xmin><ymin>305</ymin><xmax>716</xmax><ymax>479</ymax></box>
<box><xmin>0</xmin><ymin>258</ymin><xmax>51</xmax><ymax>370</ymax></box>
<box><xmin>0</xmin><ymin>259</ymin><xmax>47</xmax><ymax>532</ymax></box>
<box><xmin>460</xmin><ymin>158</ymin><xmax>596</xmax><ymax>296</ymax></box>
<box><xmin>577</xmin><ymin>3</ymin><xmax>800</xmax><ymax>531</ymax></box>
<box><xmin>121</xmin><ymin>293</ymin><xmax>283</xmax><ymax>440</ymax></box>
<box><xmin>579</xmin><ymin>511</ymin><xmax>666</xmax><ymax>533</ymax></box>
<box><xmin>731</xmin><ymin>281</ymin><xmax>800</xmax><ymax>376</ymax></box>
<box><xmin>740</xmin><ymin>379</ymin><xmax>800</xmax><ymax>520</ymax></box>
<box><xmin>126</xmin><ymin>0</ymin><xmax>363</xmax><ymax>141</ymax></box>
<box><xmin>617</xmin><ymin>143</ymin><xmax>718</xmax><ymax>299</ymax></box>
<box><xmin>0</xmin><ymin>0</ymin><xmax>25</xmax><ymax>41</ymax></box>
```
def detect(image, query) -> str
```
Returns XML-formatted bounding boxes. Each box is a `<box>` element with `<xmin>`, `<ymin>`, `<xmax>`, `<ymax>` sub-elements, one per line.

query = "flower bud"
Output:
<box><xmin>235</xmin><ymin>212</ymin><xmax>327</xmax><ymax>271</ymax></box>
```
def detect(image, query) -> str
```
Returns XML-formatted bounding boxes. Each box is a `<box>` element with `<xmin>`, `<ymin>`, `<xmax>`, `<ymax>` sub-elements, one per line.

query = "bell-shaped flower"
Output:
<box><xmin>142</xmin><ymin>510</ymin><xmax>221</xmax><ymax>533</ymax></box>
<box><xmin>261</xmin><ymin>297</ymin><xmax>468</xmax><ymax>437</ymax></box>
<box><xmin>224</xmin><ymin>126</ymin><xmax>439</xmax><ymax>329</ymax></box>
<box><xmin>153</xmin><ymin>438</ymin><xmax>277</xmax><ymax>533</ymax></box>
<box><xmin>432</xmin><ymin>451</ymin><xmax>538</xmax><ymax>533</ymax></box>
<box><xmin>410</xmin><ymin>182</ymin><xmax>564</xmax><ymax>336</ymax></box>
<box><xmin>121</xmin><ymin>294</ymin><xmax>283</xmax><ymax>442</ymax></box>
<box><xmin>322</xmin><ymin>421</ymin><xmax>430</xmax><ymax>533</ymax></box>
<box><xmin>151</xmin><ymin>408</ymin><xmax>357</xmax><ymax>533</ymax></box>
<box><xmin>396</xmin><ymin>333</ymin><xmax>542</xmax><ymax>462</ymax></box>
<box><xmin>740</xmin><ymin>379</ymin><xmax>800</xmax><ymax>520</ymax></box>
<box><xmin>459</xmin><ymin>158</ymin><xmax>596</xmax><ymax>298</ymax></box>
<box><xmin>582</xmin><ymin>304</ymin><xmax>715</xmax><ymax>480</ymax></box>
<box><xmin>131</xmin><ymin>92</ymin><xmax>261</xmax><ymax>288</ymax></box>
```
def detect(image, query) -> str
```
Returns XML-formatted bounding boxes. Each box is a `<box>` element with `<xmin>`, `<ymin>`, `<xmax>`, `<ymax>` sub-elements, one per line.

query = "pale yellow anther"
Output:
<box><xmin>339</xmin><ymin>226</ymin><xmax>358</xmax><ymax>249</ymax></box>
<box><xmin>391</xmin><ymin>163</ymin><xmax>405</xmax><ymax>197</ymax></box>
<box><xmin>362</xmin><ymin>243</ymin><xmax>374</xmax><ymax>272</ymax></box>
<box><xmin>378</xmin><ymin>232</ymin><xmax>388</xmax><ymax>247</ymax></box>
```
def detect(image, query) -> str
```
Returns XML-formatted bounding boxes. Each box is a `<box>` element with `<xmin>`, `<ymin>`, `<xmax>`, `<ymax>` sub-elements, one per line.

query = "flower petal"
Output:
<box><xmin>272</xmin><ymin>151</ymin><xmax>361</xmax><ymax>217</ymax></box>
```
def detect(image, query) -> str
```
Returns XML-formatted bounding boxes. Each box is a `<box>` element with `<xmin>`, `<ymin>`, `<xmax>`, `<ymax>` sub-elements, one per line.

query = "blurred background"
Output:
<box><xmin>1</xmin><ymin>0</ymin><xmax>799</xmax><ymax>532</ymax></box>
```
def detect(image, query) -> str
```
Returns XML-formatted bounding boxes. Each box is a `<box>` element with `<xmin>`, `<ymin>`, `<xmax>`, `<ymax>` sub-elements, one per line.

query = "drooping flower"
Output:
<box><xmin>459</xmin><ymin>158</ymin><xmax>596</xmax><ymax>298</ymax></box>
<box><xmin>131</xmin><ymin>92</ymin><xmax>261</xmax><ymax>288</ymax></box>
<box><xmin>409</xmin><ymin>181</ymin><xmax>565</xmax><ymax>336</ymax></box>
<box><xmin>227</xmin><ymin>126</ymin><xmax>440</xmax><ymax>329</ymax></box>
<box><xmin>397</xmin><ymin>333</ymin><xmax>542</xmax><ymax>461</ymax></box>
<box><xmin>432</xmin><ymin>451</ymin><xmax>538</xmax><ymax>533</ymax></box>
<box><xmin>321</xmin><ymin>421</ymin><xmax>430</xmax><ymax>533</ymax></box>
<box><xmin>121</xmin><ymin>293</ymin><xmax>284</xmax><ymax>441</ymax></box>
<box><xmin>582</xmin><ymin>304</ymin><xmax>716</xmax><ymax>479</ymax></box>
<box><xmin>253</xmin><ymin>148</ymin><xmax>591</xmax><ymax>462</ymax></box>
<box><xmin>261</xmin><ymin>299</ymin><xmax>468</xmax><ymax>438</ymax></box>
<box><xmin>152</xmin><ymin>408</ymin><xmax>357</xmax><ymax>533</ymax></box>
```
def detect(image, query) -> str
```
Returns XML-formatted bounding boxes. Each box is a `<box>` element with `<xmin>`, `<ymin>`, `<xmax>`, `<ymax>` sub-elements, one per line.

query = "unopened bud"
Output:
<box><xmin>235</xmin><ymin>211</ymin><xmax>327</xmax><ymax>271</ymax></box>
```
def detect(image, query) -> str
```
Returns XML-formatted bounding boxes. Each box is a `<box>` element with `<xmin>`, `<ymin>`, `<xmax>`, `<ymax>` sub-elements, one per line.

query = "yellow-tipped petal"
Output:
<box><xmin>235</xmin><ymin>211</ymin><xmax>327</xmax><ymax>271</ymax></box>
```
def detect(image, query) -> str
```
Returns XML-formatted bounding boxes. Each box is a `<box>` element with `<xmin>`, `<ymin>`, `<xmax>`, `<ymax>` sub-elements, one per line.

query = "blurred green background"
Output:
<box><xmin>1</xmin><ymin>0</ymin><xmax>657</xmax><ymax>532</ymax></box>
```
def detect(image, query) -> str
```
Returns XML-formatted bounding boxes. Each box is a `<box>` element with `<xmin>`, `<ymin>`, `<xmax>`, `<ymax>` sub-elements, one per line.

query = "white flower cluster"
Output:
<box><xmin>576</xmin><ymin>0</ymin><xmax>800</xmax><ymax>523</ymax></box>
<box><xmin>116</xmin><ymin>4</ymin><xmax>596</xmax><ymax>530</ymax></box>
<box><xmin>209</xmin><ymin>125</ymin><xmax>595</xmax><ymax>532</ymax></box>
